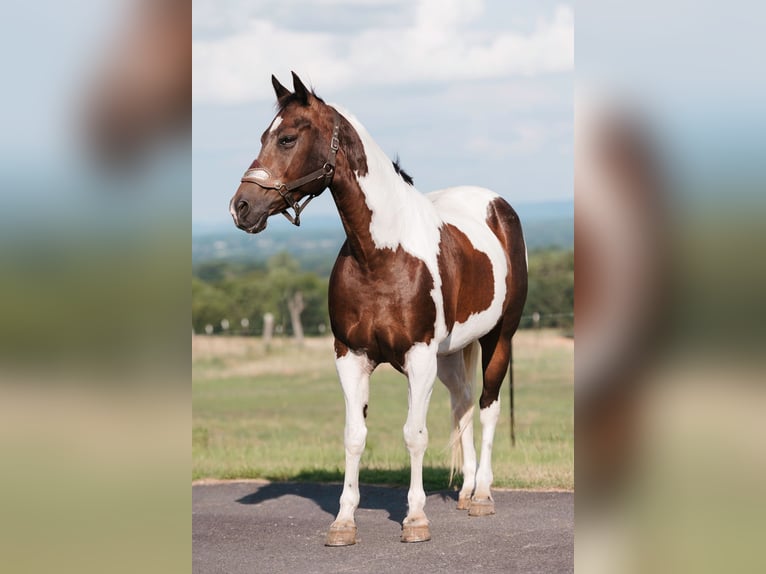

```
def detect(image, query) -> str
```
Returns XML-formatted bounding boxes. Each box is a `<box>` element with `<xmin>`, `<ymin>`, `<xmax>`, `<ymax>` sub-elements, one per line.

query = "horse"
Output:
<box><xmin>229</xmin><ymin>73</ymin><xmax>528</xmax><ymax>546</ymax></box>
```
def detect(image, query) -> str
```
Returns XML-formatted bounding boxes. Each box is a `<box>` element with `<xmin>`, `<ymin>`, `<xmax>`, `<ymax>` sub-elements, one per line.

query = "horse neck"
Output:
<box><xmin>329</xmin><ymin>107</ymin><xmax>440</xmax><ymax>266</ymax></box>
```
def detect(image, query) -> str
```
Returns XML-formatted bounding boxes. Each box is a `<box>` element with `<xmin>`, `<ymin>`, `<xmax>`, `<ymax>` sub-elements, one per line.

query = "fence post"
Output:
<box><xmin>263</xmin><ymin>312</ymin><xmax>274</xmax><ymax>351</ymax></box>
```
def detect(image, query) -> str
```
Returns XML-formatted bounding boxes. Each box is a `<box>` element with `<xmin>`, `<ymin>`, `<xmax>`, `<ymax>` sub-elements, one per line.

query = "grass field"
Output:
<box><xmin>193</xmin><ymin>330</ymin><xmax>573</xmax><ymax>490</ymax></box>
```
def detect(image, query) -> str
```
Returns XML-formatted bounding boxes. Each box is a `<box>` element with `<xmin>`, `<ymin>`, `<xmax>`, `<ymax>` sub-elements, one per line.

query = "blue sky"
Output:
<box><xmin>192</xmin><ymin>0</ymin><xmax>574</xmax><ymax>223</ymax></box>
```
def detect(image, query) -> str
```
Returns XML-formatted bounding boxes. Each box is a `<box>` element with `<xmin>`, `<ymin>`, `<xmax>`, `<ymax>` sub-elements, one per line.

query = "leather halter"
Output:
<box><xmin>240</xmin><ymin>111</ymin><xmax>341</xmax><ymax>226</ymax></box>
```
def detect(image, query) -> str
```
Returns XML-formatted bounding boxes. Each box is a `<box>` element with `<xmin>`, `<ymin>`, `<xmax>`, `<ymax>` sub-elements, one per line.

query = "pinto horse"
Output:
<box><xmin>230</xmin><ymin>73</ymin><xmax>527</xmax><ymax>546</ymax></box>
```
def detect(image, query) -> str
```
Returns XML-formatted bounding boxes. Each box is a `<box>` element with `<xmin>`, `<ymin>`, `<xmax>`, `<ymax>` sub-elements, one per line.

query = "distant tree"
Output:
<box><xmin>267</xmin><ymin>251</ymin><xmax>300</xmax><ymax>274</ymax></box>
<box><xmin>192</xmin><ymin>252</ymin><xmax>330</xmax><ymax>337</ymax></box>
<box><xmin>193</xmin><ymin>261</ymin><xmax>229</xmax><ymax>283</ymax></box>
<box><xmin>192</xmin><ymin>277</ymin><xmax>231</xmax><ymax>333</ymax></box>
<box><xmin>522</xmin><ymin>249</ymin><xmax>574</xmax><ymax>329</ymax></box>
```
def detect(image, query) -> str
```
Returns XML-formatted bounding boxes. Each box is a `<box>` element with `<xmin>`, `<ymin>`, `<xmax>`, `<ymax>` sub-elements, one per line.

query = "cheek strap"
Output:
<box><xmin>240</xmin><ymin>111</ymin><xmax>340</xmax><ymax>226</ymax></box>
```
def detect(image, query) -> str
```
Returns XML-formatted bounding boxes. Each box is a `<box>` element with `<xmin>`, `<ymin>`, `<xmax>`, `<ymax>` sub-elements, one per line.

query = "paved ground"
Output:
<box><xmin>193</xmin><ymin>481</ymin><xmax>573</xmax><ymax>574</ymax></box>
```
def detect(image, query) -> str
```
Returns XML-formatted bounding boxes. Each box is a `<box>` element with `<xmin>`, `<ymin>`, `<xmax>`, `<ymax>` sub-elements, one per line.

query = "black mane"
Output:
<box><xmin>276</xmin><ymin>88</ymin><xmax>414</xmax><ymax>187</ymax></box>
<box><xmin>392</xmin><ymin>156</ymin><xmax>414</xmax><ymax>185</ymax></box>
<box><xmin>276</xmin><ymin>90</ymin><xmax>325</xmax><ymax>111</ymax></box>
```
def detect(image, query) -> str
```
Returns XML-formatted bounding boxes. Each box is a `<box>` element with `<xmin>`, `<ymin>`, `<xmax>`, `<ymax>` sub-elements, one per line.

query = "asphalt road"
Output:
<box><xmin>193</xmin><ymin>481</ymin><xmax>573</xmax><ymax>574</ymax></box>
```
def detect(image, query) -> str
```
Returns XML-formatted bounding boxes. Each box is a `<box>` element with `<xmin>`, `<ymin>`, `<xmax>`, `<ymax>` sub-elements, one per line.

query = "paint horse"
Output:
<box><xmin>230</xmin><ymin>73</ymin><xmax>528</xmax><ymax>546</ymax></box>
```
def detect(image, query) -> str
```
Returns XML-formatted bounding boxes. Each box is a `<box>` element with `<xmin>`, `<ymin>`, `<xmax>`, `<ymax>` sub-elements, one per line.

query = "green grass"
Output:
<box><xmin>193</xmin><ymin>330</ymin><xmax>573</xmax><ymax>490</ymax></box>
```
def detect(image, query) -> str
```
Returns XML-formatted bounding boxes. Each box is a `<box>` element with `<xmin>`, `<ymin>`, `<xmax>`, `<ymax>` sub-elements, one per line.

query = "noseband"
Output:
<box><xmin>240</xmin><ymin>111</ymin><xmax>341</xmax><ymax>226</ymax></box>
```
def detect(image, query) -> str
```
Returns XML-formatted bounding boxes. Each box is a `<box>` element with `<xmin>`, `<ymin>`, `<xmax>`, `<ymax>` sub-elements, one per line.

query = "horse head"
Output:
<box><xmin>230</xmin><ymin>72</ymin><xmax>340</xmax><ymax>232</ymax></box>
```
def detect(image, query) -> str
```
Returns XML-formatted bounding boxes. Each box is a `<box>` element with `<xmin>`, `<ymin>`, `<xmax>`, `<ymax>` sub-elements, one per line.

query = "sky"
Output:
<box><xmin>192</xmin><ymin>0</ymin><xmax>574</xmax><ymax>223</ymax></box>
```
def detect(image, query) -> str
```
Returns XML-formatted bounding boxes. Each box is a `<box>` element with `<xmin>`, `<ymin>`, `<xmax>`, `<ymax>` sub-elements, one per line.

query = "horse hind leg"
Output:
<box><xmin>470</xmin><ymin>324</ymin><xmax>513</xmax><ymax>517</ymax></box>
<box><xmin>437</xmin><ymin>343</ymin><xmax>479</xmax><ymax>510</ymax></box>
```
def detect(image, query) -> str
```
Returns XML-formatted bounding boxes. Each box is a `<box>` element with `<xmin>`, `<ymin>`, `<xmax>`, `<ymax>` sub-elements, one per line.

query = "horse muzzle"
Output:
<box><xmin>229</xmin><ymin>190</ymin><xmax>271</xmax><ymax>234</ymax></box>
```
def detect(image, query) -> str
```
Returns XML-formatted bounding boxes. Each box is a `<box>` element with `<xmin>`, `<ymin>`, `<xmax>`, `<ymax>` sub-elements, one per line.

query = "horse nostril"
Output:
<box><xmin>236</xmin><ymin>199</ymin><xmax>249</xmax><ymax>217</ymax></box>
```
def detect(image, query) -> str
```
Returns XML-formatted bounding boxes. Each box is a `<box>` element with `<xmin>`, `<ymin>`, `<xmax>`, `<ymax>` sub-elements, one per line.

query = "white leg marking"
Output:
<box><xmin>333</xmin><ymin>351</ymin><xmax>372</xmax><ymax>525</ymax></box>
<box><xmin>437</xmin><ymin>349</ymin><xmax>477</xmax><ymax>505</ymax></box>
<box><xmin>474</xmin><ymin>399</ymin><xmax>501</xmax><ymax>500</ymax></box>
<box><xmin>403</xmin><ymin>343</ymin><xmax>438</xmax><ymax>523</ymax></box>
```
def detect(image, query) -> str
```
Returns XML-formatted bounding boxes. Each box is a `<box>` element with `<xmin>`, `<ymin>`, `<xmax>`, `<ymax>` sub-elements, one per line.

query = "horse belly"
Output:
<box><xmin>438</xmin><ymin>315</ymin><xmax>498</xmax><ymax>355</ymax></box>
<box><xmin>430</xmin><ymin>187</ymin><xmax>511</xmax><ymax>355</ymax></box>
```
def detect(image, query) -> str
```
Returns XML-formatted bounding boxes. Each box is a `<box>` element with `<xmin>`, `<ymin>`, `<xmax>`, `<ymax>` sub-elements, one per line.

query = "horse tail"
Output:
<box><xmin>449</xmin><ymin>341</ymin><xmax>480</xmax><ymax>485</ymax></box>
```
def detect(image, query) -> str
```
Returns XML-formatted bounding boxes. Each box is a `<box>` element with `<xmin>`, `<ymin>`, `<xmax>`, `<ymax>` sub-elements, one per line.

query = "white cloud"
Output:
<box><xmin>466</xmin><ymin>118</ymin><xmax>572</xmax><ymax>159</ymax></box>
<box><xmin>193</xmin><ymin>1</ymin><xmax>573</xmax><ymax>105</ymax></box>
<box><xmin>193</xmin><ymin>20</ymin><xmax>346</xmax><ymax>104</ymax></box>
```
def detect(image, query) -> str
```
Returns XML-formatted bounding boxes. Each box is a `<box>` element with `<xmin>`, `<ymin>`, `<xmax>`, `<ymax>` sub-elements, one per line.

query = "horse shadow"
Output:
<box><xmin>236</xmin><ymin>468</ymin><xmax>457</xmax><ymax>526</ymax></box>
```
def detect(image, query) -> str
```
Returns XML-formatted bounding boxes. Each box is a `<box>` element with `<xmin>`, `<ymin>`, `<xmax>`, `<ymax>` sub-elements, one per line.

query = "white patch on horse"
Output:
<box><xmin>268</xmin><ymin>114</ymin><xmax>283</xmax><ymax>133</ymax></box>
<box><xmin>402</xmin><ymin>342</ymin><xmax>438</xmax><ymax>520</ymax></box>
<box><xmin>332</xmin><ymin>350</ymin><xmax>372</xmax><ymax>524</ymax></box>
<box><xmin>332</xmin><ymin>105</ymin><xmax>448</xmax><ymax>341</ymax></box>
<box><xmin>475</xmin><ymin>398</ymin><xmax>502</xmax><ymax>499</ymax></box>
<box><xmin>428</xmin><ymin>187</ymin><xmax>509</xmax><ymax>354</ymax></box>
<box><xmin>331</xmin><ymin>107</ymin><xmax>513</xmax><ymax>353</ymax></box>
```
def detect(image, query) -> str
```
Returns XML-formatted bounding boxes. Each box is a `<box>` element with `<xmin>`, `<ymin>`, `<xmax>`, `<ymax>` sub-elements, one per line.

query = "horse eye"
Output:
<box><xmin>278</xmin><ymin>135</ymin><xmax>297</xmax><ymax>147</ymax></box>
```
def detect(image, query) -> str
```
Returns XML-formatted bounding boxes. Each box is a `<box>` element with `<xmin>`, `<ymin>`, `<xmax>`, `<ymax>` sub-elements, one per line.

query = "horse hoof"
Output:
<box><xmin>325</xmin><ymin>522</ymin><xmax>357</xmax><ymax>546</ymax></box>
<box><xmin>457</xmin><ymin>496</ymin><xmax>471</xmax><ymax>510</ymax></box>
<box><xmin>401</xmin><ymin>521</ymin><xmax>431</xmax><ymax>543</ymax></box>
<box><xmin>468</xmin><ymin>498</ymin><xmax>495</xmax><ymax>516</ymax></box>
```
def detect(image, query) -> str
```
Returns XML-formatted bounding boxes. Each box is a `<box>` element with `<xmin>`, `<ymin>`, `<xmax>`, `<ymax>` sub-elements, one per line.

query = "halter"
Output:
<box><xmin>240</xmin><ymin>111</ymin><xmax>341</xmax><ymax>226</ymax></box>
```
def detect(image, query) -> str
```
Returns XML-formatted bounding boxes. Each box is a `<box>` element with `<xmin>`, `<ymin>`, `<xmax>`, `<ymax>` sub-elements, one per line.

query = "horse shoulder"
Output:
<box><xmin>328</xmin><ymin>243</ymin><xmax>438</xmax><ymax>367</ymax></box>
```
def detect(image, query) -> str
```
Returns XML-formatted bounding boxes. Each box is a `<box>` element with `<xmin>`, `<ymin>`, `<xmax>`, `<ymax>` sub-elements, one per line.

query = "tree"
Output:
<box><xmin>191</xmin><ymin>253</ymin><xmax>330</xmax><ymax>337</ymax></box>
<box><xmin>523</xmin><ymin>249</ymin><xmax>574</xmax><ymax>329</ymax></box>
<box><xmin>287</xmin><ymin>291</ymin><xmax>305</xmax><ymax>345</ymax></box>
<box><xmin>191</xmin><ymin>277</ymin><xmax>231</xmax><ymax>333</ymax></box>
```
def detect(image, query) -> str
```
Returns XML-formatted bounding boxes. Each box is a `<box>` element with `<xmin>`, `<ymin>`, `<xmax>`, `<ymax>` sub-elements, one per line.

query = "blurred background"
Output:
<box><xmin>1</xmin><ymin>0</ymin><xmax>764</xmax><ymax>572</ymax></box>
<box><xmin>576</xmin><ymin>2</ymin><xmax>766</xmax><ymax>573</ymax></box>
<box><xmin>0</xmin><ymin>1</ymin><xmax>189</xmax><ymax>572</ymax></box>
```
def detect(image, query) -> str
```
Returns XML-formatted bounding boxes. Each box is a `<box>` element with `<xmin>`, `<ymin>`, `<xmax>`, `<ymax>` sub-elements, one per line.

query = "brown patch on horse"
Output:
<box><xmin>328</xmin><ymin>171</ymin><xmax>437</xmax><ymax>370</ymax></box>
<box><xmin>334</xmin><ymin>339</ymin><xmax>349</xmax><ymax>358</ymax></box>
<box><xmin>323</xmin><ymin>108</ymin><xmax>437</xmax><ymax>370</ymax></box>
<box><xmin>336</xmin><ymin>113</ymin><xmax>368</xmax><ymax>178</ymax></box>
<box><xmin>485</xmin><ymin>197</ymin><xmax>527</xmax><ymax>314</ymax></box>
<box><xmin>478</xmin><ymin>197</ymin><xmax>529</xmax><ymax>409</ymax></box>
<box><xmin>438</xmin><ymin>224</ymin><xmax>495</xmax><ymax>331</ymax></box>
<box><xmin>330</xmin><ymin>241</ymin><xmax>437</xmax><ymax>371</ymax></box>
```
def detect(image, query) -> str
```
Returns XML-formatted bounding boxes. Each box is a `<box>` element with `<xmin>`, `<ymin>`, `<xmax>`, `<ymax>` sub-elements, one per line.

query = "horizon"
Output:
<box><xmin>192</xmin><ymin>195</ymin><xmax>573</xmax><ymax>230</ymax></box>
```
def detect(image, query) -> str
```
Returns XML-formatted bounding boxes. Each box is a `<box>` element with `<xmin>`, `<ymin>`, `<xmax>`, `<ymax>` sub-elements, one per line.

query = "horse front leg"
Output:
<box><xmin>401</xmin><ymin>343</ymin><xmax>438</xmax><ymax>543</ymax></box>
<box><xmin>325</xmin><ymin>345</ymin><xmax>372</xmax><ymax>546</ymax></box>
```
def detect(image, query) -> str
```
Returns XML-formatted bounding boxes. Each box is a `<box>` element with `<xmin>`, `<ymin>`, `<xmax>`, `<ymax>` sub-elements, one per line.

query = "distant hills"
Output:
<box><xmin>193</xmin><ymin>199</ymin><xmax>572</xmax><ymax>274</ymax></box>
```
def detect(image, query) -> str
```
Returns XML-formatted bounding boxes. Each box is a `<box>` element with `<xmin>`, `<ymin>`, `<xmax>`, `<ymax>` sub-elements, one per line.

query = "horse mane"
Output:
<box><xmin>392</xmin><ymin>156</ymin><xmax>414</xmax><ymax>186</ymax></box>
<box><xmin>276</xmin><ymin>94</ymin><xmax>415</xmax><ymax>187</ymax></box>
<box><xmin>276</xmin><ymin>90</ymin><xmax>325</xmax><ymax>111</ymax></box>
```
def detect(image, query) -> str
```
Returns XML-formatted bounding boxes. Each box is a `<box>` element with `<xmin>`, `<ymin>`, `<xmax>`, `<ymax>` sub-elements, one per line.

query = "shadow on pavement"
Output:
<box><xmin>236</xmin><ymin>470</ymin><xmax>459</xmax><ymax>526</ymax></box>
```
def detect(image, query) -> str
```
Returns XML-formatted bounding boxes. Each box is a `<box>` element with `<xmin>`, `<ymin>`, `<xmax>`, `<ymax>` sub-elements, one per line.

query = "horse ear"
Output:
<box><xmin>271</xmin><ymin>75</ymin><xmax>290</xmax><ymax>101</ymax></box>
<box><xmin>291</xmin><ymin>71</ymin><xmax>310</xmax><ymax>105</ymax></box>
